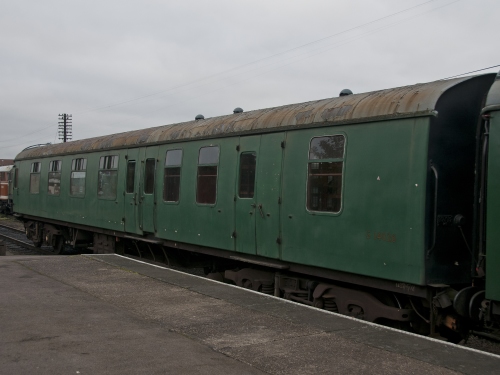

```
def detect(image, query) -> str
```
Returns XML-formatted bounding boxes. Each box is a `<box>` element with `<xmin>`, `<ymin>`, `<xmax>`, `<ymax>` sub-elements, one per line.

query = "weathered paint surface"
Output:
<box><xmin>12</xmin><ymin>75</ymin><xmax>494</xmax><ymax>288</ymax></box>
<box><xmin>485</xmin><ymin>74</ymin><xmax>500</xmax><ymax>300</ymax></box>
<box><xmin>281</xmin><ymin>118</ymin><xmax>429</xmax><ymax>284</ymax></box>
<box><xmin>13</xmin><ymin>117</ymin><xmax>430</xmax><ymax>285</ymax></box>
<box><xmin>483</xmin><ymin>72</ymin><xmax>500</xmax><ymax>113</ymax></box>
<box><xmin>15</xmin><ymin>77</ymin><xmax>474</xmax><ymax>161</ymax></box>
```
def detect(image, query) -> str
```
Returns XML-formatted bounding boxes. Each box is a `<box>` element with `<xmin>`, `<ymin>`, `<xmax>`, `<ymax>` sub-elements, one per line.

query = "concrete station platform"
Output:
<box><xmin>1</xmin><ymin>254</ymin><xmax>499</xmax><ymax>375</ymax></box>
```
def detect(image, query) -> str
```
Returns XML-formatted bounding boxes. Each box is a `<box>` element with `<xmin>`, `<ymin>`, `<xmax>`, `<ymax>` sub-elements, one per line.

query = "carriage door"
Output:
<box><xmin>124</xmin><ymin>148</ymin><xmax>142</xmax><ymax>235</ymax></box>
<box><xmin>139</xmin><ymin>146</ymin><xmax>159</xmax><ymax>234</ymax></box>
<box><xmin>235</xmin><ymin>133</ymin><xmax>284</xmax><ymax>258</ymax></box>
<box><xmin>235</xmin><ymin>135</ymin><xmax>260</xmax><ymax>254</ymax></box>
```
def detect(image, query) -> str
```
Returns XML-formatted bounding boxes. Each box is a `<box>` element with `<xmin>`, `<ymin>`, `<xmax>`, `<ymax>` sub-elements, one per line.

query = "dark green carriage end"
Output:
<box><xmin>483</xmin><ymin>73</ymin><xmax>500</xmax><ymax>302</ymax></box>
<box><xmin>424</xmin><ymin>74</ymin><xmax>497</xmax><ymax>286</ymax></box>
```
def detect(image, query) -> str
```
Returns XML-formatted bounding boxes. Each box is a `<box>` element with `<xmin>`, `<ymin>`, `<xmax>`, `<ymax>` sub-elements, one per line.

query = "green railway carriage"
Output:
<box><xmin>12</xmin><ymin>74</ymin><xmax>497</xmax><ymax>335</ymax></box>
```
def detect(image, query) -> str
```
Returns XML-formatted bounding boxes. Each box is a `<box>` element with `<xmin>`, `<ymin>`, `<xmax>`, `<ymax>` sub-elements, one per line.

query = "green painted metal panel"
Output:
<box><xmin>234</xmin><ymin>133</ymin><xmax>284</xmax><ymax>257</ymax></box>
<box><xmin>155</xmin><ymin>144</ymin><xmax>184</xmax><ymax>241</ymax></box>
<box><xmin>92</xmin><ymin>151</ymin><xmax>126</xmax><ymax>231</ymax></box>
<box><xmin>13</xmin><ymin>118</ymin><xmax>429</xmax><ymax>287</ymax></box>
<box><xmin>155</xmin><ymin>138</ymin><xmax>238</xmax><ymax>251</ymax></box>
<box><xmin>14</xmin><ymin>152</ymin><xmax>126</xmax><ymax>233</ymax></box>
<box><xmin>486</xmin><ymin>113</ymin><xmax>500</xmax><ymax>301</ymax></box>
<box><xmin>124</xmin><ymin>148</ymin><xmax>142</xmax><ymax>235</ymax></box>
<box><xmin>281</xmin><ymin>118</ymin><xmax>429</xmax><ymax>285</ymax></box>
<box><xmin>255</xmin><ymin>132</ymin><xmax>284</xmax><ymax>259</ymax></box>
<box><xmin>235</xmin><ymin>135</ymin><xmax>260</xmax><ymax>254</ymax></box>
<box><xmin>139</xmin><ymin>146</ymin><xmax>159</xmax><ymax>233</ymax></box>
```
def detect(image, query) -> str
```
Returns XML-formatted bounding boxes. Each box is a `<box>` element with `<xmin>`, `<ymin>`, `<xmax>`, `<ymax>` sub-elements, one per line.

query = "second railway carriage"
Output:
<box><xmin>0</xmin><ymin>165</ymin><xmax>13</xmax><ymax>214</ymax></box>
<box><xmin>12</xmin><ymin>73</ymin><xmax>498</xmax><ymax>337</ymax></box>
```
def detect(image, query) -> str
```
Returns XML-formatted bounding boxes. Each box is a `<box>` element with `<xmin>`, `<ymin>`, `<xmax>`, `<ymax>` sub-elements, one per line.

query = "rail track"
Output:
<box><xmin>0</xmin><ymin>223</ymin><xmax>56</xmax><ymax>255</ymax></box>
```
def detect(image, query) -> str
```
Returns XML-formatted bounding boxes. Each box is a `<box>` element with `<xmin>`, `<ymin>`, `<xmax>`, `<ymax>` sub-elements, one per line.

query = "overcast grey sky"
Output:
<box><xmin>1</xmin><ymin>0</ymin><xmax>498</xmax><ymax>158</ymax></box>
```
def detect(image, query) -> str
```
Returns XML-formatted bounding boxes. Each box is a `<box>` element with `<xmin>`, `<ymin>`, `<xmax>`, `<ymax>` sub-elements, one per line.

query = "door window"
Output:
<box><xmin>163</xmin><ymin>149</ymin><xmax>182</xmax><ymax>202</ymax></box>
<box><xmin>30</xmin><ymin>162</ymin><xmax>41</xmax><ymax>194</ymax></box>
<box><xmin>126</xmin><ymin>160</ymin><xmax>136</xmax><ymax>193</ymax></box>
<box><xmin>48</xmin><ymin>160</ymin><xmax>62</xmax><ymax>196</ymax></box>
<box><xmin>144</xmin><ymin>159</ymin><xmax>156</xmax><ymax>194</ymax></box>
<box><xmin>238</xmin><ymin>152</ymin><xmax>256</xmax><ymax>198</ymax></box>
<box><xmin>70</xmin><ymin>158</ymin><xmax>87</xmax><ymax>197</ymax></box>
<box><xmin>98</xmin><ymin>155</ymin><xmax>119</xmax><ymax>200</ymax></box>
<box><xmin>196</xmin><ymin>146</ymin><xmax>219</xmax><ymax>204</ymax></box>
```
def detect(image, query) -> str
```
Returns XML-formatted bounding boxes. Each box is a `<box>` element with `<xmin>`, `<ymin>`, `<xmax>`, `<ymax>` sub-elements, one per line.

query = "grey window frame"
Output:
<box><xmin>196</xmin><ymin>146</ymin><xmax>220</xmax><ymax>205</ymax></box>
<box><xmin>126</xmin><ymin>160</ymin><xmax>136</xmax><ymax>194</ymax></box>
<box><xmin>306</xmin><ymin>134</ymin><xmax>346</xmax><ymax>214</ymax></box>
<box><xmin>238</xmin><ymin>152</ymin><xmax>257</xmax><ymax>199</ymax></box>
<box><xmin>97</xmin><ymin>155</ymin><xmax>119</xmax><ymax>200</ymax></box>
<box><xmin>163</xmin><ymin>149</ymin><xmax>183</xmax><ymax>203</ymax></box>
<box><xmin>30</xmin><ymin>162</ymin><xmax>41</xmax><ymax>194</ymax></box>
<box><xmin>70</xmin><ymin>158</ymin><xmax>87</xmax><ymax>197</ymax></box>
<box><xmin>48</xmin><ymin>160</ymin><xmax>62</xmax><ymax>196</ymax></box>
<box><xmin>144</xmin><ymin>158</ymin><xmax>156</xmax><ymax>195</ymax></box>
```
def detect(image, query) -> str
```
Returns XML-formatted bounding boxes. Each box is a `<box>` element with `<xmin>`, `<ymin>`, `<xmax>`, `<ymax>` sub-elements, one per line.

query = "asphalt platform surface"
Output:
<box><xmin>1</xmin><ymin>254</ymin><xmax>499</xmax><ymax>375</ymax></box>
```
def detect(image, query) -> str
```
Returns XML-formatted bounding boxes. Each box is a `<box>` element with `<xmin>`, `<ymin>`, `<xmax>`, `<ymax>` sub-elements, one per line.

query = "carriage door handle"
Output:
<box><xmin>426</xmin><ymin>164</ymin><xmax>438</xmax><ymax>257</ymax></box>
<box><xmin>258</xmin><ymin>204</ymin><xmax>265</xmax><ymax>218</ymax></box>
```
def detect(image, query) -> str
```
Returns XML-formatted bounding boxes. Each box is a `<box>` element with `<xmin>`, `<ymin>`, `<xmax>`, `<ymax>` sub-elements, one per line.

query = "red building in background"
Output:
<box><xmin>0</xmin><ymin>159</ymin><xmax>14</xmax><ymax>166</ymax></box>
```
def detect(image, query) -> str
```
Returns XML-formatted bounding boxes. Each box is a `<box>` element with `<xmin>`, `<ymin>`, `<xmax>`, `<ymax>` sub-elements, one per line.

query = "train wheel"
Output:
<box><xmin>52</xmin><ymin>236</ymin><xmax>65</xmax><ymax>255</ymax></box>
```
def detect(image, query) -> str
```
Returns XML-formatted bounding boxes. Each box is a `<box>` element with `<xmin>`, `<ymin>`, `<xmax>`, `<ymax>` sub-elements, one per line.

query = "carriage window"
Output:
<box><xmin>70</xmin><ymin>158</ymin><xmax>87</xmax><ymax>197</ymax></box>
<box><xmin>99</xmin><ymin>155</ymin><xmax>118</xmax><ymax>169</ymax></box>
<box><xmin>126</xmin><ymin>161</ymin><xmax>136</xmax><ymax>194</ymax></box>
<box><xmin>144</xmin><ymin>158</ymin><xmax>156</xmax><ymax>194</ymax></box>
<box><xmin>197</xmin><ymin>146</ymin><xmax>219</xmax><ymax>204</ymax></box>
<box><xmin>98</xmin><ymin>155</ymin><xmax>118</xmax><ymax>200</ymax></box>
<box><xmin>239</xmin><ymin>152</ymin><xmax>256</xmax><ymax>198</ymax></box>
<box><xmin>163</xmin><ymin>149</ymin><xmax>182</xmax><ymax>202</ymax></box>
<box><xmin>14</xmin><ymin>168</ymin><xmax>18</xmax><ymax>189</ymax></box>
<box><xmin>30</xmin><ymin>162</ymin><xmax>41</xmax><ymax>194</ymax></box>
<box><xmin>48</xmin><ymin>160</ymin><xmax>62</xmax><ymax>196</ymax></box>
<box><xmin>307</xmin><ymin>135</ymin><xmax>345</xmax><ymax>213</ymax></box>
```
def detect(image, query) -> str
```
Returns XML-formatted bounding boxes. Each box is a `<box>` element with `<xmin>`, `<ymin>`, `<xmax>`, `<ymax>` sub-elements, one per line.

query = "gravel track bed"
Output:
<box><xmin>0</xmin><ymin>214</ymin><xmax>25</xmax><ymax>231</ymax></box>
<box><xmin>0</xmin><ymin>225</ymin><xmax>53</xmax><ymax>255</ymax></box>
<box><xmin>465</xmin><ymin>334</ymin><xmax>500</xmax><ymax>356</ymax></box>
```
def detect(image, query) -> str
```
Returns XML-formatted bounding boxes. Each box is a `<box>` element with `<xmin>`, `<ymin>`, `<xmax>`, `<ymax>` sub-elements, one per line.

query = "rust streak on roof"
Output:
<box><xmin>15</xmin><ymin>77</ymin><xmax>476</xmax><ymax>160</ymax></box>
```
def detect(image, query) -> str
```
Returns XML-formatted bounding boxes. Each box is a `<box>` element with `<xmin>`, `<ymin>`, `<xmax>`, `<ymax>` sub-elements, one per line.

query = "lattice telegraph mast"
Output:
<box><xmin>58</xmin><ymin>113</ymin><xmax>72</xmax><ymax>142</ymax></box>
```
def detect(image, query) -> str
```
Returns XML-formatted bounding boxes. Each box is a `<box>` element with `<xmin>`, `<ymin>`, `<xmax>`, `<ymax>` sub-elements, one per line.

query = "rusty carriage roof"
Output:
<box><xmin>15</xmin><ymin>76</ymin><xmax>481</xmax><ymax>160</ymax></box>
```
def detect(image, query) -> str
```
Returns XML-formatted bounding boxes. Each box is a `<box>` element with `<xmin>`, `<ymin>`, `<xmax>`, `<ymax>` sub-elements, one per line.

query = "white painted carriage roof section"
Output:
<box><xmin>0</xmin><ymin>165</ymin><xmax>13</xmax><ymax>172</ymax></box>
<box><xmin>15</xmin><ymin>76</ymin><xmax>480</xmax><ymax>160</ymax></box>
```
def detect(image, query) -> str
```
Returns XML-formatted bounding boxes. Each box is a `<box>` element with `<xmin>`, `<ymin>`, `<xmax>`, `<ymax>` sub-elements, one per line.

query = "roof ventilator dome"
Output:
<box><xmin>339</xmin><ymin>89</ymin><xmax>353</xmax><ymax>97</ymax></box>
<box><xmin>195</xmin><ymin>114</ymin><xmax>205</xmax><ymax>120</ymax></box>
<box><xmin>233</xmin><ymin>107</ymin><xmax>243</xmax><ymax>114</ymax></box>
